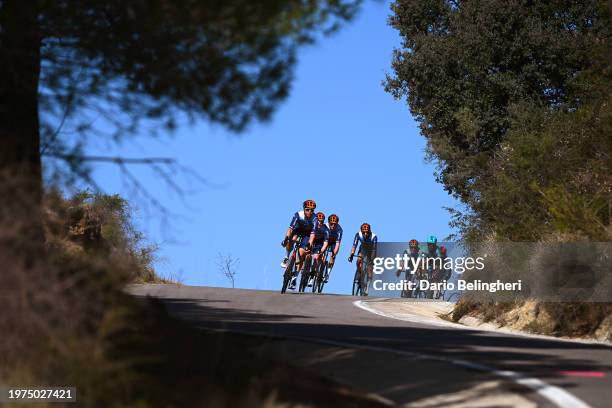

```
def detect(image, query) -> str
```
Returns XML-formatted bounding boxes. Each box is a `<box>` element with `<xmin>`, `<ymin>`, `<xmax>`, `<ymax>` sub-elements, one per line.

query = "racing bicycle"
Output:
<box><xmin>281</xmin><ymin>237</ymin><xmax>308</xmax><ymax>294</ymax></box>
<box><xmin>312</xmin><ymin>246</ymin><xmax>332</xmax><ymax>293</ymax></box>
<box><xmin>352</xmin><ymin>253</ymin><xmax>372</xmax><ymax>296</ymax></box>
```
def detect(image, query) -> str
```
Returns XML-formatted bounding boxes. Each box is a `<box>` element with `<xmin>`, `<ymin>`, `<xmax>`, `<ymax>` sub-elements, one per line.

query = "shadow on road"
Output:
<box><xmin>133</xmin><ymin>292</ymin><xmax>611</xmax><ymax>407</ymax></box>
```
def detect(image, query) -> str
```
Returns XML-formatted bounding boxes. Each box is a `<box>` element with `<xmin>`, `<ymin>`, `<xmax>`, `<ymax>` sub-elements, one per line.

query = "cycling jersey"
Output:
<box><xmin>420</xmin><ymin>247</ymin><xmax>442</xmax><ymax>277</ymax></box>
<box><xmin>326</xmin><ymin>224</ymin><xmax>343</xmax><ymax>246</ymax></box>
<box><xmin>311</xmin><ymin>220</ymin><xmax>329</xmax><ymax>253</ymax></box>
<box><xmin>311</xmin><ymin>220</ymin><xmax>330</xmax><ymax>244</ymax></box>
<box><xmin>289</xmin><ymin>210</ymin><xmax>315</xmax><ymax>236</ymax></box>
<box><xmin>353</xmin><ymin>231</ymin><xmax>377</xmax><ymax>254</ymax></box>
<box><xmin>402</xmin><ymin>248</ymin><xmax>421</xmax><ymax>273</ymax></box>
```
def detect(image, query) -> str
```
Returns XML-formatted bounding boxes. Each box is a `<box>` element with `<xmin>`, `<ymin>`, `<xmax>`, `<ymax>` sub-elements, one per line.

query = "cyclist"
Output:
<box><xmin>348</xmin><ymin>223</ymin><xmax>378</xmax><ymax>294</ymax></box>
<box><xmin>281</xmin><ymin>200</ymin><xmax>317</xmax><ymax>287</ymax></box>
<box><xmin>396</xmin><ymin>239</ymin><xmax>420</xmax><ymax>297</ymax></box>
<box><xmin>439</xmin><ymin>245</ymin><xmax>452</xmax><ymax>281</ymax></box>
<box><xmin>307</xmin><ymin>212</ymin><xmax>329</xmax><ymax>286</ymax></box>
<box><xmin>323</xmin><ymin>214</ymin><xmax>342</xmax><ymax>283</ymax></box>
<box><xmin>421</xmin><ymin>235</ymin><xmax>442</xmax><ymax>298</ymax></box>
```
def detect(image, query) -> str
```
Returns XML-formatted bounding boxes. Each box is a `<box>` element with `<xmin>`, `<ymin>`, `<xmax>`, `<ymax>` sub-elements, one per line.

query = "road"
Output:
<box><xmin>128</xmin><ymin>284</ymin><xmax>611</xmax><ymax>408</ymax></box>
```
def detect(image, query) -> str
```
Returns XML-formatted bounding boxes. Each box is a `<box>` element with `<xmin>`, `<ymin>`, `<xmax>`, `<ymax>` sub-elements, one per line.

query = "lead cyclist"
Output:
<box><xmin>281</xmin><ymin>199</ymin><xmax>317</xmax><ymax>289</ymax></box>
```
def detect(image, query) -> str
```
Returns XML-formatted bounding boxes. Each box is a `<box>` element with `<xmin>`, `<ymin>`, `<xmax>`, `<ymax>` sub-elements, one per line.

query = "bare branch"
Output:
<box><xmin>215</xmin><ymin>253</ymin><xmax>239</xmax><ymax>288</ymax></box>
<box><xmin>44</xmin><ymin>153</ymin><xmax>176</xmax><ymax>165</ymax></box>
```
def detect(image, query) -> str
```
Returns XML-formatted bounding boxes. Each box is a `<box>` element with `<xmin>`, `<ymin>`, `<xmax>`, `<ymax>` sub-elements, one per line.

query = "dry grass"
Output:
<box><xmin>0</xmin><ymin>185</ymin><xmax>385</xmax><ymax>407</ymax></box>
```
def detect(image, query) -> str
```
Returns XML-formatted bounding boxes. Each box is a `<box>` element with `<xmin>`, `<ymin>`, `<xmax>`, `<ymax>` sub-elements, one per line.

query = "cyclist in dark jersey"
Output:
<box><xmin>324</xmin><ymin>214</ymin><xmax>342</xmax><ymax>283</ymax></box>
<box><xmin>281</xmin><ymin>199</ymin><xmax>316</xmax><ymax>269</ymax></box>
<box><xmin>439</xmin><ymin>245</ymin><xmax>452</xmax><ymax>281</ymax></box>
<box><xmin>307</xmin><ymin>212</ymin><xmax>329</xmax><ymax>286</ymax></box>
<box><xmin>348</xmin><ymin>223</ymin><xmax>378</xmax><ymax>284</ymax></box>
<box><xmin>396</xmin><ymin>239</ymin><xmax>421</xmax><ymax>297</ymax></box>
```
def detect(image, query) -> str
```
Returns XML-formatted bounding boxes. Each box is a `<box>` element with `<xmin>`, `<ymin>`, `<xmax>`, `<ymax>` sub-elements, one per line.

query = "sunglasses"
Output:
<box><xmin>304</xmin><ymin>208</ymin><xmax>314</xmax><ymax>211</ymax></box>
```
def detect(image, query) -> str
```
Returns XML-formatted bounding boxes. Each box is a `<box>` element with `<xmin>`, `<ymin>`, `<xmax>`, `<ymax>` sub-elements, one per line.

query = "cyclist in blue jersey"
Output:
<box><xmin>420</xmin><ymin>235</ymin><xmax>442</xmax><ymax>298</ymax></box>
<box><xmin>348</xmin><ymin>223</ymin><xmax>378</xmax><ymax>283</ymax></box>
<box><xmin>280</xmin><ymin>199</ymin><xmax>316</xmax><ymax>271</ymax></box>
<box><xmin>324</xmin><ymin>214</ymin><xmax>342</xmax><ymax>283</ymax></box>
<box><xmin>307</xmin><ymin>212</ymin><xmax>329</xmax><ymax>286</ymax></box>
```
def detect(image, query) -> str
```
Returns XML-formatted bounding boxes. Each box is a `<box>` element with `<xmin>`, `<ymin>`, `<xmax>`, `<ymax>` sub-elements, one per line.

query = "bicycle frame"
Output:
<box><xmin>352</xmin><ymin>252</ymin><xmax>372</xmax><ymax>296</ymax></box>
<box><xmin>281</xmin><ymin>234</ymin><xmax>308</xmax><ymax>293</ymax></box>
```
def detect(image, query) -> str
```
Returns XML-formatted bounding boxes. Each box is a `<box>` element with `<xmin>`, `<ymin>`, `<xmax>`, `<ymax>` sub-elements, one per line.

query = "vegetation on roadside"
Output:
<box><xmin>44</xmin><ymin>190</ymin><xmax>166</xmax><ymax>283</ymax></box>
<box><xmin>386</xmin><ymin>0</ymin><xmax>611</xmax><ymax>338</ymax></box>
<box><xmin>2</xmin><ymin>188</ymin><xmax>388</xmax><ymax>407</ymax></box>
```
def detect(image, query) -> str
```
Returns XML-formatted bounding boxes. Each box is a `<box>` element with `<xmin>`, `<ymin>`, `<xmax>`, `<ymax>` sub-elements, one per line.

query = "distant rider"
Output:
<box><xmin>420</xmin><ymin>235</ymin><xmax>441</xmax><ymax>298</ymax></box>
<box><xmin>348</xmin><ymin>223</ymin><xmax>378</xmax><ymax>294</ymax></box>
<box><xmin>396</xmin><ymin>239</ymin><xmax>420</xmax><ymax>298</ymax></box>
<box><xmin>439</xmin><ymin>245</ymin><xmax>452</xmax><ymax>281</ymax></box>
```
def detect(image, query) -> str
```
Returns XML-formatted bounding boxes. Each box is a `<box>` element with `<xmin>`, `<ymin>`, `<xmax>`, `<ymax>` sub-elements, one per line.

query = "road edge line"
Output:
<box><xmin>353</xmin><ymin>300</ymin><xmax>591</xmax><ymax>408</ymax></box>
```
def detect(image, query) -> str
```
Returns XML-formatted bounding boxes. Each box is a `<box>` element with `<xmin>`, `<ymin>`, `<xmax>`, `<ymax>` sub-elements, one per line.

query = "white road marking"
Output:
<box><xmin>353</xmin><ymin>300</ymin><xmax>592</xmax><ymax>408</ymax></box>
<box><xmin>355</xmin><ymin>298</ymin><xmax>612</xmax><ymax>346</ymax></box>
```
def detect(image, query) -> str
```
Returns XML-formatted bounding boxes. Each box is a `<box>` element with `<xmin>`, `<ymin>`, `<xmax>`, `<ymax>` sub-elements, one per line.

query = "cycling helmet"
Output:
<box><xmin>303</xmin><ymin>199</ymin><xmax>316</xmax><ymax>210</ymax></box>
<box><xmin>409</xmin><ymin>239</ymin><xmax>419</xmax><ymax>248</ymax></box>
<box><xmin>316</xmin><ymin>212</ymin><xmax>325</xmax><ymax>223</ymax></box>
<box><xmin>439</xmin><ymin>245</ymin><xmax>447</xmax><ymax>255</ymax></box>
<box><xmin>360</xmin><ymin>223</ymin><xmax>371</xmax><ymax>233</ymax></box>
<box><xmin>426</xmin><ymin>235</ymin><xmax>437</xmax><ymax>244</ymax></box>
<box><xmin>328</xmin><ymin>214</ymin><xmax>339</xmax><ymax>224</ymax></box>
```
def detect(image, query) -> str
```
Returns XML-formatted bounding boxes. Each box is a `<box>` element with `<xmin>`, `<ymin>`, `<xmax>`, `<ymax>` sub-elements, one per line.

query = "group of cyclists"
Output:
<box><xmin>280</xmin><ymin>199</ymin><xmax>451</xmax><ymax>297</ymax></box>
<box><xmin>394</xmin><ymin>236</ymin><xmax>452</xmax><ymax>299</ymax></box>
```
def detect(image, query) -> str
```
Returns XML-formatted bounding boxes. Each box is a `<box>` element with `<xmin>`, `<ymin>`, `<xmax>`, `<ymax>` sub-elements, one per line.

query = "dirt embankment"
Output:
<box><xmin>451</xmin><ymin>300</ymin><xmax>612</xmax><ymax>343</ymax></box>
<box><xmin>361</xmin><ymin>298</ymin><xmax>612</xmax><ymax>343</ymax></box>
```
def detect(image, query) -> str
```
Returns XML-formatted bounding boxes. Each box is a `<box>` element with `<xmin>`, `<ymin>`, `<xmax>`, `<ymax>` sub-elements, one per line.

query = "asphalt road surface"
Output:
<box><xmin>129</xmin><ymin>284</ymin><xmax>611</xmax><ymax>408</ymax></box>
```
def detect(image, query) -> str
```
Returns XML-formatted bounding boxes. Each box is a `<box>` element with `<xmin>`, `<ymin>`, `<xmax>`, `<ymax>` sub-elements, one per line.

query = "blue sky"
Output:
<box><xmin>84</xmin><ymin>0</ymin><xmax>459</xmax><ymax>294</ymax></box>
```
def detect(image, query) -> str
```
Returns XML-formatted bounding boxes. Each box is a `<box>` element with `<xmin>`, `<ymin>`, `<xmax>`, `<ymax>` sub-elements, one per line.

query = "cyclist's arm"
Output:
<box><xmin>320</xmin><ymin>228</ymin><xmax>329</xmax><ymax>253</ymax></box>
<box><xmin>333</xmin><ymin>228</ymin><xmax>342</xmax><ymax>256</ymax></box>
<box><xmin>320</xmin><ymin>240</ymin><xmax>329</xmax><ymax>253</ymax></box>
<box><xmin>286</xmin><ymin>212</ymin><xmax>300</xmax><ymax>239</ymax></box>
<box><xmin>333</xmin><ymin>240</ymin><xmax>341</xmax><ymax>256</ymax></box>
<box><xmin>372</xmin><ymin>235</ymin><xmax>378</xmax><ymax>259</ymax></box>
<box><xmin>350</xmin><ymin>233</ymin><xmax>360</xmax><ymax>256</ymax></box>
<box><xmin>308</xmin><ymin>228</ymin><xmax>316</xmax><ymax>247</ymax></box>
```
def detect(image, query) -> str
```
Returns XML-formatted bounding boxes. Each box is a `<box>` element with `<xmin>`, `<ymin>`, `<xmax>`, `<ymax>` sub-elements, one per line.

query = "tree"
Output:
<box><xmin>0</xmin><ymin>0</ymin><xmax>361</xmax><ymax>222</ymax></box>
<box><xmin>385</xmin><ymin>1</ymin><xmax>603</xmax><ymax>201</ymax></box>
<box><xmin>216</xmin><ymin>253</ymin><xmax>239</xmax><ymax>288</ymax></box>
<box><xmin>385</xmin><ymin>0</ymin><xmax>611</xmax><ymax>241</ymax></box>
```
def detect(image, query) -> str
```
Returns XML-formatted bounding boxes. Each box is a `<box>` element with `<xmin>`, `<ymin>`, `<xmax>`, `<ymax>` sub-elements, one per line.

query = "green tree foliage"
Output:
<box><xmin>45</xmin><ymin>190</ymin><xmax>161</xmax><ymax>282</ymax></box>
<box><xmin>0</xmin><ymin>0</ymin><xmax>361</xmax><ymax>218</ymax></box>
<box><xmin>386</xmin><ymin>0</ymin><xmax>611</xmax><ymax>241</ymax></box>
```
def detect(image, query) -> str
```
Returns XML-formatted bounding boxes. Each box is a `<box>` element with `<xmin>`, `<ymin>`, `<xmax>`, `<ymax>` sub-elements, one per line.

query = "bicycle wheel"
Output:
<box><xmin>299</xmin><ymin>257</ymin><xmax>311</xmax><ymax>293</ymax></box>
<box><xmin>311</xmin><ymin>260</ymin><xmax>319</xmax><ymax>293</ymax></box>
<box><xmin>352</xmin><ymin>268</ymin><xmax>361</xmax><ymax>296</ymax></box>
<box><xmin>360</xmin><ymin>256</ymin><xmax>369</xmax><ymax>296</ymax></box>
<box><xmin>281</xmin><ymin>255</ymin><xmax>295</xmax><ymax>294</ymax></box>
<box><xmin>317</xmin><ymin>261</ymin><xmax>327</xmax><ymax>293</ymax></box>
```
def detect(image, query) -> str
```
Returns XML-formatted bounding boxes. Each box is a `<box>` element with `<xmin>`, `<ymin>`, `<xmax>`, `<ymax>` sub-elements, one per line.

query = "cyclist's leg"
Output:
<box><xmin>280</xmin><ymin>232</ymin><xmax>293</xmax><ymax>267</ymax></box>
<box><xmin>295</xmin><ymin>235</ymin><xmax>309</xmax><ymax>270</ymax></box>
<box><xmin>367</xmin><ymin>251</ymin><xmax>375</xmax><ymax>282</ymax></box>
<box><xmin>309</xmin><ymin>251</ymin><xmax>321</xmax><ymax>286</ymax></box>
<box><xmin>284</xmin><ymin>233</ymin><xmax>296</xmax><ymax>255</ymax></box>
<box><xmin>325</xmin><ymin>251</ymin><xmax>335</xmax><ymax>282</ymax></box>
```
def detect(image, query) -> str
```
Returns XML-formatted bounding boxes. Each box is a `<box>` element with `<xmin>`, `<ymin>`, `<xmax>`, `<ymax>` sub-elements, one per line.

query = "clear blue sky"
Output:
<box><xmin>84</xmin><ymin>0</ymin><xmax>459</xmax><ymax>294</ymax></box>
